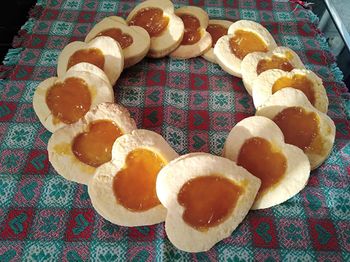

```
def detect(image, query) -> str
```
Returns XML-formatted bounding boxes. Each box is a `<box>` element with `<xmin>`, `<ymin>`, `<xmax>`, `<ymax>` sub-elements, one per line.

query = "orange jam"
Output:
<box><xmin>229</xmin><ymin>30</ymin><xmax>268</xmax><ymax>60</ymax></box>
<box><xmin>273</xmin><ymin>107</ymin><xmax>320</xmax><ymax>153</ymax></box>
<box><xmin>256</xmin><ymin>55</ymin><xmax>294</xmax><ymax>75</ymax></box>
<box><xmin>178</xmin><ymin>176</ymin><xmax>243</xmax><ymax>231</ymax></box>
<box><xmin>272</xmin><ymin>74</ymin><xmax>315</xmax><ymax>106</ymax></box>
<box><xmin>206</xmin><ymin>24</ymin><xmax>228</xmax><ymax>47</ymax></box>
<box><xmin>46</xmin><ymin>77</ymin><xmax>91</xmax><ymax>124</ymax></box>
<box><xmin>237</xmin><ymin>137</ymin><xmax>287</xmax><ymax>195</ymax></box>
<box><xmin>128</xmin><ymin>7</ymin><xmax>169</xmax><ymax>37</ymax></box>
<box><xmin>67</xmin><ymin>48</ymin><xmax>105</xmax><ymax>70</ymax></box>
<box><xmin>113</xmin><ymin>148</ymin><xmax>166</xmax><ymax>211</ymax></box>
<box><xmin>96</xmin><ymin>28</ymin><xmax>133</xmax><ymax>49</ymax></box>
<box><xmin>72</xmin><ymin>120</ymin><xmax>123</xmax><ymax>167</ymax></box>
<box><xmin>179</xmin><ymin>14</ymin><xmax>201</xmax><ymax>45</ymax></box>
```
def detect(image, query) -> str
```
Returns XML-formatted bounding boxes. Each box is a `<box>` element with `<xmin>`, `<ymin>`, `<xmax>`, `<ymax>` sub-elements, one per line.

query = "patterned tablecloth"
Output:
<box><xmin>0</xmin><ymin>0</ymin><xmax>349</xmax><ymax>261</ymax></box>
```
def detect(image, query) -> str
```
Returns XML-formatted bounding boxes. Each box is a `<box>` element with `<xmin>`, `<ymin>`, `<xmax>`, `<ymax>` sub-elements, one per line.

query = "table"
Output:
<box><xmin>0</xmin><ymin>0</ymin><xmax>349</xmax><ymax>260</ymax></box>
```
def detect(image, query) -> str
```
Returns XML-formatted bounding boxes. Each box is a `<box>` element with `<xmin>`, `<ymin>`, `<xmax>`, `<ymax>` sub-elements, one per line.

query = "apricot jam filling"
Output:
<box><xmin>273</xmin><ymin>107</ymin><xmax>320</xmax><ymax>153</ymax></box>
<box><xmin>256</xmin><ymin>55</ymin><xmax>294</xmax><ymax>75</ymax></box>
<box><xmin>207</xmin><ymin>24</ymin><xmax>228</xmax><ymax>47</ymax></box>
<box><xmin>46</xmin><ymin>77</ymin><xmax>91</xmax><ymax>124</ymax></box>
<box><xmin>72</xmin><ymin>120</ymin><xmax>123</xmax><ymax>167</ymax></box>
<box><xmin>113</xmin><ymin>148</ymin><xmax>166</xmax><ymax>211</ymax></box>
<box><xmin>237</xmin><ymin>137</ymin><xmax>287</xmax><ymax>195</ymax></box>
<box><xmin>229</xmin><ymin>30</ymin><xmax>268</xmax><ymax>60</ymax></box>
<box><xmin>179</xmin><ymin>14</ymin><xmax>201</xmax><ymax>45</ymax></box>
<box><xmin>96</xmin><ymin>28</ymin><xmax>133</xmax><ymax>49</ymax></box>
<box><xmin>272</xmin><ymin>74</ymin><xmax>315</xmax><ymax>106</ymax></box>
<box><xmin>128</xmin><ymin>7</ymin><xmax>169</xmax><ymax>37</ymax></box>
<box><xmin>178</xmin><ymin>175</ymin><xmax>243</xmax><ymax>231</ymax></box>
<box><xmin>67</xmin><ymin>48</ymin><xmax>105</xmax><ymax>70</ymax></box>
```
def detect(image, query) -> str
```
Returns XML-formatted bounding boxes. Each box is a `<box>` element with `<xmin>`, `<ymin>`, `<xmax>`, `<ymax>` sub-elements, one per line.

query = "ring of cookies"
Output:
<box><xmin>32</xmin><ymin>0</ymin><xmax>335</xmax><ymax>253</ymax></box>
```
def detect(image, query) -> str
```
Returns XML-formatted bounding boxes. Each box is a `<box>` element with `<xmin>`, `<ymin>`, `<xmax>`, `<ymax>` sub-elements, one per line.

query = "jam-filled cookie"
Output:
<box><xmin>156</xmin><ymin>153</ymin><xmax>260</xmax><ymax>252</ymax></box>
<box><xmin>169</xmin><ymin>6</ymin><xmax>212</xmax><ymax>59</ymax></box>
<box><xmin>241</xmin><ymin>46</ymin><xmax>305</xmax><ymax>95</ymax></box>
<box><xmin>252</xmin><ymin>68</ymin><xmax>329</xmax><ymax>113</ymax></box>
<box><xmin>202</xmin><ymin>19</ymin><xmax>233</xmax><ymax>63</ymax></box>
<box><xmin>57</xmin><ymin>36</ymin><xmax>124</xmax><ymax>85</ymax></box>
<box><xmin>127</xmin><ymin>0</ymin><xmax>184</xmax><ymax>58</ymax></box>
<box><xmin>47</xmin><ymin>102</ymin><xmax>136</xmax><ymax>185</ymax></box>
<box><xmin>214</xmin><ymin>20</ymin><xmax>277</xmax><ymax>77</ymax></box>
<box><xmin>256</xmin><ymin>88</ymin><xmax>335</xmax><ymax>170</ymax></box>
<box><xmin>85</xmin><ymin>16</ymin><xmax>150</xmax><ymax>68</ymax></box>
<box><xmin>89</xmin><ymin>129</ymin><xmax>178</xmax><ymax>226</ymax></box>
<box><xmin>33</xmin><ymin>63</ymin><xmax>113</xmax><ymax>133</ymax></box>
<box><xmin>223</xmin><ymin>116</ymin><xmax>310</xmax><ymax>210</ymax></box>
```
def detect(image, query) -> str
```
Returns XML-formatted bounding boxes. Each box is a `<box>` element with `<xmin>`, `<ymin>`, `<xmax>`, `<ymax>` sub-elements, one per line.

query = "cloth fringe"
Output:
<box><xmin>21</xmin><ymin>18</ymin><xmax>36</xmax><ymax>34</ymax></box>
<box><xmin>3</xmin><ymin>48</ymin><xmax>25</xmax><ymax>66</ymax></box>
<box><xmin>330</xmin><ymin>63</ymin><xmax>345</xmax><ymax>83</ymax></box>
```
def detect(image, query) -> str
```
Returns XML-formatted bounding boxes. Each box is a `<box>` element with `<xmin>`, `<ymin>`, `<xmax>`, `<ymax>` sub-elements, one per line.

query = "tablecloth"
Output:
<box><xmin>0</xmin><ymin>0</ymin><xmax>349</xmax><ymax>261</ymax></box>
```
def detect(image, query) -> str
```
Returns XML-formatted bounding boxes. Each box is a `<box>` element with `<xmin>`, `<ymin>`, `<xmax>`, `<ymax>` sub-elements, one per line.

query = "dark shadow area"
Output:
<box><xmin>0</xmin><ymin>1</ymin><xmax>37</xmax><ymax>63</ymax></box>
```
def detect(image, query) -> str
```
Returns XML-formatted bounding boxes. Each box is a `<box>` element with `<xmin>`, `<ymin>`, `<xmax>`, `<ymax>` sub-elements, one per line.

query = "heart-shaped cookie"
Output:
<box><xmin>237</xmin><ymin>137</ymin><xmax>288</xmax><ymax>195</ymax></box>
<box><xmin>241</xmin><ymin>46</ymin><xmax>305</xmax><ymax>95</ymax></box>
<box><xmin>47</xmin><ymin>102</ymin><xmax>136</xmax><ymax>185</ymax></box>
<box><xmin>252</xmin><ymin>68</ymin><xmax>328</xmax><ymax>113</ymax></box>
<box><xmin>57</xmin><ymin>36</ymin><xmax>124</xmax><ymax>85</ymax></box>
<box><xmin>201</xmin><ymin>19</ymin><xmax>233</xmax><ymax>64</ymax></box>
<box><xmin>126</xmin><ymin>0</ymin><xmax>184</xmax><ymax>58</ymax></box>
<box><xmin>156</xmin><ymin>152</ymin><xmax>260</xmax><ymax>252</ymax></box>
<box><xmin>169</xmin><ymin>6</ymin><xmax>212</xmax><ymax>59</ymax></box>
<box><xmin>72</xmin><ymin>120</ymin><xmax>123</xmax><ymax>167</ymax></box>
<box><xmin>85</xmin><ymin>16</ymin><xmax>150</xmax><ymax>68</ymax></box>
<box><xmin>88</xmin><ymin>129</ymin><xmax>178</xmax><ymax>226</ymax></box>
<box><xmin>256</xmin><ymin>88</ymin><xmax>335</xmax><ymax>169</ymax></box>
<box><xmin>33</xmin><ymin>63</ymin><xmax>113</xmax><ymax>132</ymax></box>
<box><xmin>222</xmin><ymin>115</ymin><xmax>310</xmax><ymax>210</ymax></box>
<box><xmin>214</xmin><ymin>20</ymin><xmax>277</xmax><ymax>77</ymax></box>
<box><xmin>178</xmin><ymin>175</ymin><xmax>244</xmax><ymax>230</ymax></box>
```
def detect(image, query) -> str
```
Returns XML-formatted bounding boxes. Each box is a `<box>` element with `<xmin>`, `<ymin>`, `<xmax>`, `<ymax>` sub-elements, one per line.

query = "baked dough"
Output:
<box><xmin>202</xmin><ymin>19</ymin><xmax>233</xmax><ymax>64</ymax></box>
<box><xmin>169</xmin><ymin>6</ymin><xmax>212</xmax><ymax>59</ymax></box>
<box><xmin>47</xmin><ymin>102</ymin><xmax>136</xmax><ymax>185</ymax></box>
<box><xmin>88</xmin><ymin>129</ymin><xmax>179</xmax><ymax>227</ymax></box>
<box><xmin>256</xmin><ymin>88</ymin><xmax>335</xmax><ymax>169</ymax></box>
<box><xmin>57</xmin><ymin>36</ymin><xmax>123</xmax><ymax>85</ymax></box>
<box><xmin>214</xmin><ymin>20</ymin><xmax>277</xmax><ymax>77</ymax></box>
<box><xmin>241</xmin><ymin>46</ymin><xmax>305</xmax><ymax>95</ymax></box>
<box><xmin>252</xmin><ymin>68</ymin><xmax>329</xmax><ymax>113</ymax></box>
<box><xmin>223</xmin><ymin>115</ymin><xmax>310</xmax><ymax>210</ymax></box>
<box><xmin>85</xmin><ymin>16</ymin><xmax>150</xmax><ymax>68</ymax></box>
<box><xmin>33</xmin><ymin>63</ymin><xmax>114</xmax><ymax>133</ymax></box>
<box><xmin>126</xmin><ymin>0</ymin><xmax>184</xmax><ymax>58</ymax></box>
<box><xmin>156</xmin><ymin>152</ymin><xmax>260</xmax><ymax>252</ymax></box>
